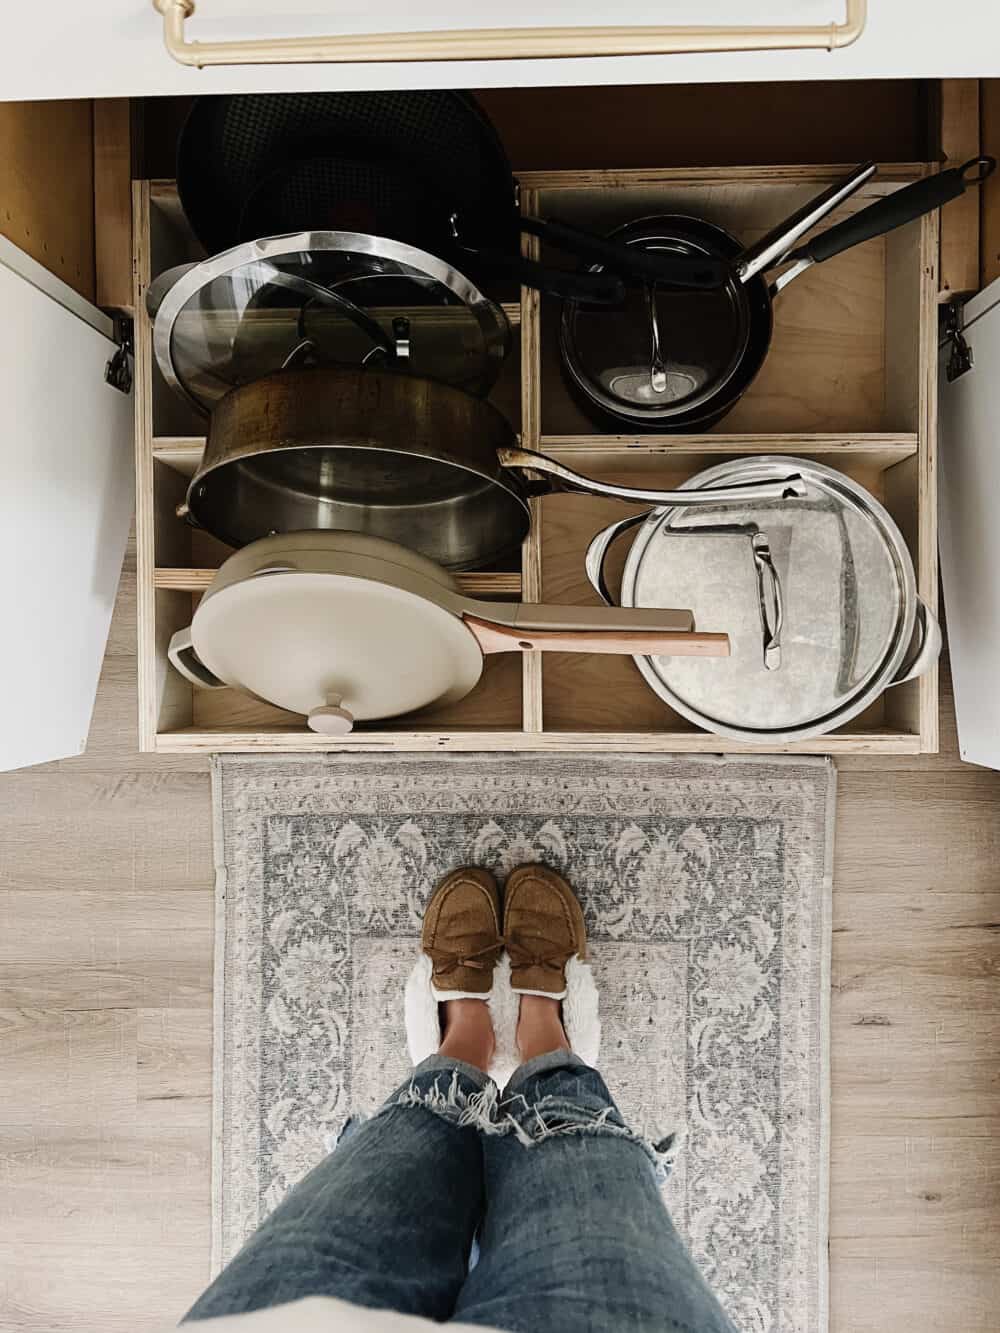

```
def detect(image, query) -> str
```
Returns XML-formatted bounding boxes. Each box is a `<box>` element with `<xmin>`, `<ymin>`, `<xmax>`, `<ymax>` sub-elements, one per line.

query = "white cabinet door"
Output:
<box><xmin>938</xmin><ymin>278</ymin><xmax>1000</xmax><ymax>769</ymax></box>
<box><xmin>0</xmin><ymin>236</ymin><xmax>133</xmax><ymax>772</ymax></box>
<box><xmin>4</xmin><ymin>1</ymin><xmax>1000</xmax><ymax>101</ymax></box>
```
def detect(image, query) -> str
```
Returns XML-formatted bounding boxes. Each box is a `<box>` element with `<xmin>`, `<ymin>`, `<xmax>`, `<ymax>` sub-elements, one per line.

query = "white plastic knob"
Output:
<box><xmin>307</xmin><ymin>694</ymin><xmax>355</xmax><ymax>735</ymax></box>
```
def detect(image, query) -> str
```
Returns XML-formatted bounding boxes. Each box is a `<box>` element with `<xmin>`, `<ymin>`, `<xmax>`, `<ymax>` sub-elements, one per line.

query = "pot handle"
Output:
<box><xmin>168</xmin><ymin>626</ymin><xmax>227</xmax><ymax>690</ymax></box>
<box><xmin>455</xmin><ymin>242</ymin><xmax>625</xmax><ymax>305</ymax></box>
<box><xmin>520</xmin><ymin>217</ymin><xmax>729</xmax><ymax>291</ymax></box>
<box><xmin>585</xmin><ymin>510</ymin><xmax>652</xmax><ymax>606</ymax></box>
<box><xmin>499</xmin><ymin>445</ymin><xmax>808</xmax><ymax>505</ymax></box>
<box><xmin>788</xmin><ymin>157</ymin><xmax>996</xmax><ymax>268</ymax></box>
<box><xmin>888</xmin><ymin>598</ymin><xmax>942</xmax><ymax>687</ymax></box>
<box><xmin>175</xmin><ymin>498</ymin><xmax>203</xmax><ymax>527</ymax></box>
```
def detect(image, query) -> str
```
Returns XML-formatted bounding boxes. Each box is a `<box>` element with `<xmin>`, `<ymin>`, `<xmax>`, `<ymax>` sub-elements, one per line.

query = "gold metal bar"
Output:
<box><xmin>153</xmin><ymin>0</ymin><xmax>866</xmax><ymax>67</ymax></box>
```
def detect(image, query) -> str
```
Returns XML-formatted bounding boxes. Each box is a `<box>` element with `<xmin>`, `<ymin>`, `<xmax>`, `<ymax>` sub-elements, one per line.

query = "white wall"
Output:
<box><xmin>5</xmin><ymin>0</ymin><xmax>1000</xmax><ymax>103</ymax></box>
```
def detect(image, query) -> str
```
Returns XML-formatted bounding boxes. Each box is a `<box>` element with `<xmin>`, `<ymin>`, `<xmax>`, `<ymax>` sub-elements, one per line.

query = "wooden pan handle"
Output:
<box><xmin>464</xmin><ymin>616</ymin><xmax>730</xmax><ymax>658</ymax></box>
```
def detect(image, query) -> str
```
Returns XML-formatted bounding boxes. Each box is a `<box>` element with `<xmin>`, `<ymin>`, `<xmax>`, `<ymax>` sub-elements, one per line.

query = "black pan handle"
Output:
<box><xmin>457</xmin><ymin>242</ymin><xmax>625</xmax><ymax>304</ymax></box>
<box><xmin>791</xmin><ymin>157</ymin><xmax>997</xmax><ymax>266</ymax></box>
<box><xmin>521</xmin><ymin>216</ymin><xmax>730</xmax><ymax>290</ymax></box>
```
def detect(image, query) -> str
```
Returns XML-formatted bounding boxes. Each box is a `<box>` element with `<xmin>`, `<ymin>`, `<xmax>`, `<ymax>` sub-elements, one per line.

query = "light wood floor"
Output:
<box><xmin>1</xmin><ymin>543</ymin><xmax>998</xmax><ymax>1332</ymax></box>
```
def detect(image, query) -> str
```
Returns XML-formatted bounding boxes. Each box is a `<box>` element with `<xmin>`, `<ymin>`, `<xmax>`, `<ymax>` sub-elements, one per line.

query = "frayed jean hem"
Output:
<box><xmin>377</xmin><ymin>1053</ymin><xmax>678</xmax><ymax>1180</ymax></box>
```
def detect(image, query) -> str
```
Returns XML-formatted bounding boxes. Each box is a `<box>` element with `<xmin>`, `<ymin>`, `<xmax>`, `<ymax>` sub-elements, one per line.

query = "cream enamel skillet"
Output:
<box><xmin>168</xmin><ymin>532</ymin><xmax>729</xmax><ymax>733</ymax></box>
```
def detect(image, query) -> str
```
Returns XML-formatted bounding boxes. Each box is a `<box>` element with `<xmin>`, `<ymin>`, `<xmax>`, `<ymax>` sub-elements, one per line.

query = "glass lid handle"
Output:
<box><xmin>264</xmin><ymin>269</ymin><xmax>397</xmax><ymax>360</ymax></box>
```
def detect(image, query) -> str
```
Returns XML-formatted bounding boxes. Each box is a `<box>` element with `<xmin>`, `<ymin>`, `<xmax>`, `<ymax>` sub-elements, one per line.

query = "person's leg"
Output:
<box><xmin>184</xmin><ymin>1050</ymin><xmax>490</xmax><ymax>1323</ymax></box>
<box><xmin>455</xmin><ymin>865</ymin><xmax>736</xmax><ymax>1333</ymax></box>
<box><xmin>456</xmin><ymin>1043</ymin><xmax>737</xmax><ymax>1333</ymax></box>
<box><xmin>184</xmin><ymin>866</ymin><xmax>505</xmax><ymax>1324</ymax></box>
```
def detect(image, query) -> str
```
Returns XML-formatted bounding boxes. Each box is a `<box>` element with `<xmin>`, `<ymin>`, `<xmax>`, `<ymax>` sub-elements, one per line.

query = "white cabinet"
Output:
<box><xmin>938</xmin><ymin>278</ymin><xmax>1000</xmax><ymax>768</ymax></box>
<box><xmin>0</xmin><ymin>236</ymin><xmax>134</xmax><ymax>771</ymax></box>
<box><xmin>3</xmin><ymin>1</ymin><xmax>1000</xmax><ymax>102</ymax></box>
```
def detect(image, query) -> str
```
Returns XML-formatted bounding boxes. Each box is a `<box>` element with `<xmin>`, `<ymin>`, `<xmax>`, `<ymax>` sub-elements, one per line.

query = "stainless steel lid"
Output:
<box><xmin>621</xmin><ymin>456</ymin><xmax>917</xmax><ymax>740</ymax></box>
<box><xmin>151</xmin><ymin>230</ymin><xmax>510</xmax><ymax>414</ymax></box>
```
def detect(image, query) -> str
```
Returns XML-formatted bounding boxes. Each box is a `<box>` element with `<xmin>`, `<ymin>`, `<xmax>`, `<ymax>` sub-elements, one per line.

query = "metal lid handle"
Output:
<box><xmin>751</xmin><ymin>532</ymin><xmax>784</xmax><ymax>671</ymax></box>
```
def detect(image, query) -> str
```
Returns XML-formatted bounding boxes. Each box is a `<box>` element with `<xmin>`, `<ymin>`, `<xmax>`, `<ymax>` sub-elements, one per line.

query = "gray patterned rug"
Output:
<box><xmin>211</xmin><ymin>752</ymin><xmax>834</xmax><ymax>1333</ymax></box>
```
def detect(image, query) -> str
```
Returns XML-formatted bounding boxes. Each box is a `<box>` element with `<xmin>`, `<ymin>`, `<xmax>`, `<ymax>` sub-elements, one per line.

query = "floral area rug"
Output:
<box><xmin>211</xmin><ymin>752</ymin><xmax>834</xmax><ymax>1333</ymax></box>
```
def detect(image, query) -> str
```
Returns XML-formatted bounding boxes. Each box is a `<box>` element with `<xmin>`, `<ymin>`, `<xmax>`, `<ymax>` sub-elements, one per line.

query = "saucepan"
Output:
<box><xmin>559</xmin><ymin>156</ymin><xmax>997</xmax><ymax>430</ymax></box>
<box><xmin>167</xmin><ymin>531</ymin><xmax>730</xmax><ymax>732</ymax></box>
<box><xmin>178</xmin><ymin>368</ymin><xmax>806</xmax><ymax>569</ymax></box>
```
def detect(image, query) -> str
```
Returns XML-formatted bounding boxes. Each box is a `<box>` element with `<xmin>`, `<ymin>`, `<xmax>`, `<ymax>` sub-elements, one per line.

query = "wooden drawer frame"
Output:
<box><xmin>133</xmin><ymin>163</ymin><xmax>939</xmax><ymax>755</ymax></box>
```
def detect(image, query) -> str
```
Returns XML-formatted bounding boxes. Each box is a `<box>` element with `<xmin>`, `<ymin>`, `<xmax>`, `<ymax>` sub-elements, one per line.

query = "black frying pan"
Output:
<box><xmin>560</xmin><ymin>157</ymin><xmax>997</xmax><ymax>431</ymax></box>
<box><xmin>178</xmin><ymin>90</ymin><xmax>513</xmax><ymax>257</ymax></box>
<box><xmin>177</xmin><ymin>91</ymin><xmax>726</xmax><ymax>304</ymax></box>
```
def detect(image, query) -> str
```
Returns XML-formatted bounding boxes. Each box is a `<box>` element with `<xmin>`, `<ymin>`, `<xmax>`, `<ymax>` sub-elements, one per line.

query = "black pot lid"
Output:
<box><xmin>150</xmin><ymin>231</ymin><xmax>510</xmax><ymax>415</ymax></box>
<box><xmin>620</xmin><ymin>457</ymin><xmax>918</xmax><ymax>740</ymax></box>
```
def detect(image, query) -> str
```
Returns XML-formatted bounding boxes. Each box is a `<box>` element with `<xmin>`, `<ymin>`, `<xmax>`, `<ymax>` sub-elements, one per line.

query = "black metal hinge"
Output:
<box><xmin>105</xmin><ymin>314</ymin><xmax>134</xmax><ymax>394</ymax></box>
<box><xmin>941</xmin><ymin>298</ymin><xmax>974</xmax><ymax>383</ymax></box>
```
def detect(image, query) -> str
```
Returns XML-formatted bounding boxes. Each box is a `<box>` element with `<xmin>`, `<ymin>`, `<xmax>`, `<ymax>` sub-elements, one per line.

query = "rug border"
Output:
<box><xmin>209</xmin><ymin>749</ymin><xmax>836</xmax><ymax>1329</ymax></box>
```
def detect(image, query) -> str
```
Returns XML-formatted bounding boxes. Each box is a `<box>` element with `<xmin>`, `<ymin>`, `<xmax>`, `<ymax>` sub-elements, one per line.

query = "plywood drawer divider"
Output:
<box><xmin>152</xmin><ymin>568</ymin><xmax>524</xmax><ymax>596</ymax></box>
<box><xmin>134</xmin><ymin>166</ymin><xmax>939</xmax><ymax>755</ymax></box>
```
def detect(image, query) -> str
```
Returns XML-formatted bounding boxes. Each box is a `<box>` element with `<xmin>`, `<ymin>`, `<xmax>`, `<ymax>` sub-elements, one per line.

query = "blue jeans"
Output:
<box><xmin>185</xmin><ymin>1052</ymin><xmax>737</xmax><ymax>1332</ymax></box>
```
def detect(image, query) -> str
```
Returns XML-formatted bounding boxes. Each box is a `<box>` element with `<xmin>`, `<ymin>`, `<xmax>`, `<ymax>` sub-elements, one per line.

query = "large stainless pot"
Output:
<box><xmin>167</xmin><ymin>531</ymin><xmax>729</xmax><ymax>732</ymax></box>
<box><xmin>586</xmin><ymin>456</ymin><xmax>941</xmax><ymax>743</ymax></box>
<box><xmin>179</xmin><ymin>368</ymin><xmax>805</xmax><ymax>569</ymax></box>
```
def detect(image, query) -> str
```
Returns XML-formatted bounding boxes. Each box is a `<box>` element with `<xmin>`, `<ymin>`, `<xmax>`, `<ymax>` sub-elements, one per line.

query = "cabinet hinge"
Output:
<box><xmin>941</xmin><ymin>298</ymin><xmax>974</xmax><ymax>383</ymax></box>
<box><xmin>105</xmin><ymin>314</ymin><xmax>134</xmax><ymax>395</ymax></box>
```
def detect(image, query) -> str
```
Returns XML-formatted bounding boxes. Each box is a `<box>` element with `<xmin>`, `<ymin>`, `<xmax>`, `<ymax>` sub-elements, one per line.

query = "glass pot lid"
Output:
<box><xmin>620</xmin><ymin>457</ymin><xmax>917</xmax><ymax>739</ymax></box>
<box><xmin>151</xmin><ymin>230</ymin><xmax>510</xmax><ymax>414</ymax></box>
<box><xmin>559</xmin><ymin>217</ymin><xmax>748</xmax><ymax>423</ymax></box>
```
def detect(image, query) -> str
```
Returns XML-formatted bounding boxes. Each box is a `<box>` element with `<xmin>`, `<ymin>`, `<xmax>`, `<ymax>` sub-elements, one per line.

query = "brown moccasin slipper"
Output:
<box><xmin>504</xmin><ymin>864</ymin><xmax>587</xmax><ymax>998</ymax></box>
<box><xmin>421</xmin><ymin>867</ymin><xmax>503</xmax><ymax>999</ymax></box>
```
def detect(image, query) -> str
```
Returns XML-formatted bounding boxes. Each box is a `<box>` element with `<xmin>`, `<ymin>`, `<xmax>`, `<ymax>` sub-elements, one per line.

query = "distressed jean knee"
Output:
<box><xmin>495</xmin><ymin>1053</ymin><xmax>681</xmax><ymax>1180</ymax></box>
<box><xmin>378</xmin><ymin>1056</ymin><xmax>507</xmax><ymax>1136</ymax></box>
<box><xmin>374</xmin><ymin>1054</ymin><xmax>678</xmax><ymax>1178</ymax></box>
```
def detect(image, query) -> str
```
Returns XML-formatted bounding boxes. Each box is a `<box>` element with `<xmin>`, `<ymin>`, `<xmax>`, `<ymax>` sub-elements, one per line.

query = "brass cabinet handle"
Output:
<box><xmin>152</xmin><ymin>0</ymin><xmax>866</xmax><ymax>67</ymax></box>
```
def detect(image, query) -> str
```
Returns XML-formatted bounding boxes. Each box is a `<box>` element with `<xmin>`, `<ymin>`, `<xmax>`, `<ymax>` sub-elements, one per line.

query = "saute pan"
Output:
<box><xmin>179</xmin><ymin>368</ymin><xmax>806</xmax><ymax>569</ymax></box>
<box><xmin>560</xmin><ymin>156</ymin><xmax>997</xmax><ymax>431</ymax></box>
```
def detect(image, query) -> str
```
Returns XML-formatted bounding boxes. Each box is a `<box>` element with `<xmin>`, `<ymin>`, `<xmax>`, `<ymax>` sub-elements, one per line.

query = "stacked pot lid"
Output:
<box><xmin>151</xmin><ymin>231</ymin><xmax>510</xmax><ymax>415</ymax></box>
